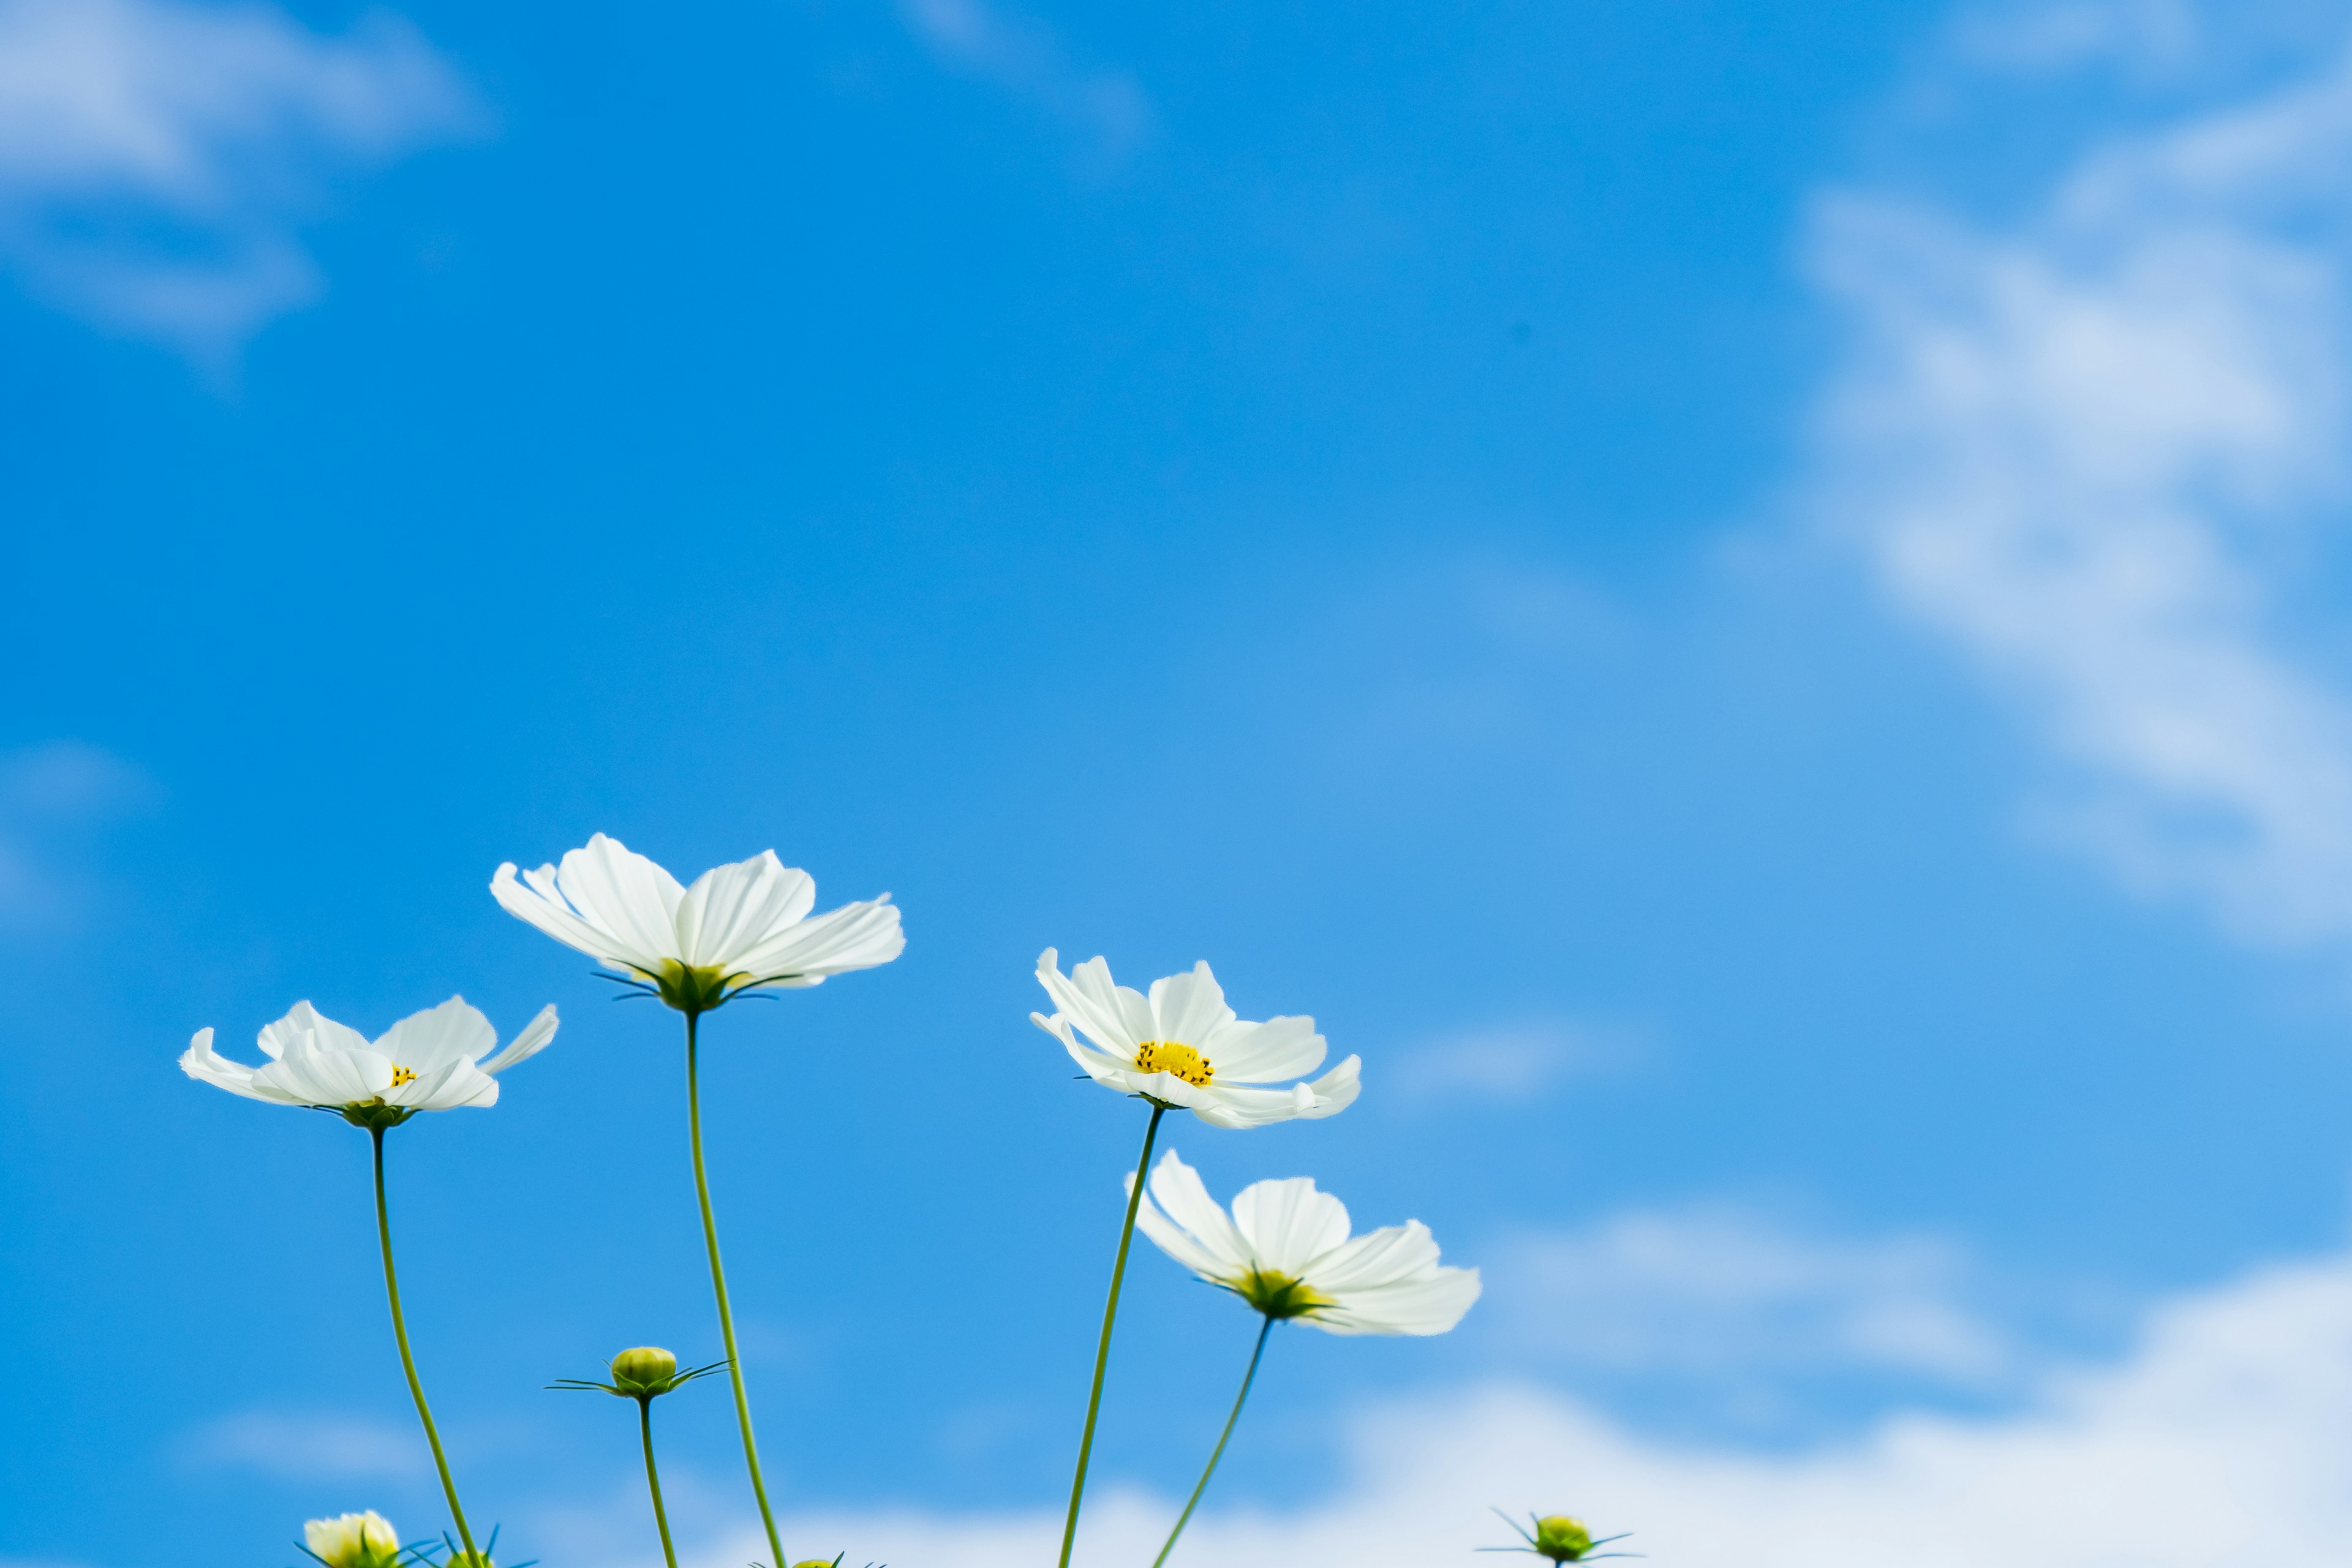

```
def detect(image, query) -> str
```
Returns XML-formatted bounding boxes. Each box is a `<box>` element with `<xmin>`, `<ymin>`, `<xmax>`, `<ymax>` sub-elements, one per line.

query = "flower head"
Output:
<box><xmin>1030</xmin><ymin>951</ymin><xmax>1359</xmax><ymax>1128</ymax></box>
<box><xmin>183</xmin><ymin>998</ymin><xmax>557</xmax><ymax>1128</ymax></box>
<box><xmin>1129</xmin><ymin>1152</ymin><xmax>1479</xmax><ymax>1333</ymax></box>
<box><xmin>1480</xmin><ymin>1510</ymin><xmax>1638</xmax><ymax>1562</ymax></box>
<box><xmin>491</xmin><ymin>834</ymin><xmax>903</xmax><ymax>1012</ymax></box>
<box><xmin>549</xmin><ymin>1345</ymin><xmax>726</xmax><ymax>1401</ymax></box>
<box><xmin>302</xmin><ymin>1512</ymin><xmax>402</xmax><ymax>1568</ymax></box>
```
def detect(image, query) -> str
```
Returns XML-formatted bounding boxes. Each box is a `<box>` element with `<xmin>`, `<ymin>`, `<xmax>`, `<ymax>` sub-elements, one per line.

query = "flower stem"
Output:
<box><xmin>1149</xmin><ymin>1316</ymin><xmax>1273</xmax><ymax>1568</ymax></box>
<box><xmin>685</xmin><ymin>1010</ymin><xmax>788</xmax><ymax>1568</ymax></box>
<box><xmin>370</xmin><ymin>1127</ymin><xmax>481</xmax><ymax>1564</ymax></box>
<box><xmin>1056</xmin><ymin>1102</ymin><xmax>1167</xmax><ymax>1568</ymax></box>
<box><xmin>638</xmin><ymin>1398</ymin><xmax>680</xmax><ymax>1568</ymax></box>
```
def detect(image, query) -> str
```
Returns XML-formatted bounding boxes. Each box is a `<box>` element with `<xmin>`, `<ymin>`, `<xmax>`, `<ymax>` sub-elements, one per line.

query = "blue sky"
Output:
<box><xmin>10</xmin><ymin>0</ymin><xmax>2352</xmax><ymax>1564</ymax></box>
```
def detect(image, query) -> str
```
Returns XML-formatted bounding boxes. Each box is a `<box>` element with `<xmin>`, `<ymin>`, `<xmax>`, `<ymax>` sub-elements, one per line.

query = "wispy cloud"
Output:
<box><xmin>1810</xmin><ymin>0</ymin><xmax>2352</xmax><ymax>947</ymax></box>
<box><xmin>894</xmin><ymin>0</ymin><xmax>1149</xmax><ymax>165</ymax></box>
<box><xmin>0</xmin><ymin>739</ymin><xmax>156</xmax><ymax>933</ymax></box>
<box><xmin>180</xmin><ymin>1409</ymin><xmax>424</xmax><ymax>1482</ymax></box>
<box><xmin>635</xmin><ymin>1242</ymin><xmax>2352</xmax><ymax>1566</ymax></box>
<box><xmin>1390</xmin><ymin>1018</ymin><xmax>1638</xmax><ymax>1101</ymax></box>
<box><xmin>0</xmin><ymin>0</ymin><xmax>481</xmax><ymax>358</ymax></box>
<box><xmin>1493</xmin><ymin>1204</ymin><xmax>2014</xmax><ymax>1388</ymax></box>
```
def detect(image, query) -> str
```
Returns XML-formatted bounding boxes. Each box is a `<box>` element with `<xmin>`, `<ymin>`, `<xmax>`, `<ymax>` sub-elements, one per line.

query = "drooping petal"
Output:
<box><xmin>1231</xmin><ymin>1177</ymin><xmax>1352</xmax><ymax>1274</ymax></box>
<box><xmin>1135</xmin><ymin>1151</ymin><xmax>1252</xmax><ymax>1276</ymax></box>
<box><xmin>1035</xmin><ymin>951</ymin><xmax>1145</xmax><ymax>1057</ymax></box>
<box><xmin>372</xmin><ymin>997</ymin><xmax>496</xmax><ymax>1076</ymax></box>
<box><xmin>676</xmin><ymin>851</ymin><xmax>817</xmax><ymax>970</ymax></box>
<box><xmin>477</xmin><ymin>1004</ymin><xmax>560</xmax><ymax>1076</ymax></box>
<box><xmin>1198</xmin><ymin>1013</ymin><xmax>1327</xmax><ymax>1085</ymax></box>
<box><xmin>1035</xmin><ymin>1011</ymin><xmax>1142</xmax><ymax>1082</ymax></box>
<box><xmin>728</xmin><ymin>895</ymin><xmax>904</xmax><ymax>985</ymax></box>
<box><xmin>398</xmin><ymin>1057</ymin><xmax>501</xmax><ymax>1110</ymax></box>
<box><xmin>258</xmin><ymin>1042</ymin><xmax>393</xmax><ymax>1107</ymax></box>
<box><xmin>178</xmin><ymin>1028</ymin><xmax>293</xmax><ymax>1103</ymax></box>
<box><xmin>1312</xmin><ymin>1267</ymin><xmax>1482</xmax><ymax>1336</ymax></box>
<box><xmin>256</xmin><ymin>1000</ymin><xmax>371</xmax><ymax>1063</ymax></box>
<box><xmin>1147</xmin><ymin>962</ymin><xmax>1235</xmax><ymax>1051</ymax></box>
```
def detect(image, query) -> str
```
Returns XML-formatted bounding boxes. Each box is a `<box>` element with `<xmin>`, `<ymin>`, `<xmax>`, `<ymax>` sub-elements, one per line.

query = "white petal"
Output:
<box><xmin>1147</xmin><ymin>962</ymin><xmax>1235</xmax><ymax>1050</ymax></box>
<box><xmin>1311</xmin><ymin>1266</ymin><xmax>1482</xmax><ymax>1336</ymax></box>
<box><xmin>478</xmin><ymin>1004</ymin><xmax>559</xmax><ymax>1076</ymax></box>
<box><xmin>1304</xmin><ymin>1219</ymin><xmax>1443</xmax><ymax>1292</ymax></box>
<box><xmin>257</xmin><ymin>1000</ymin><xmax>371</xmax><ymax>1062</ymax></box>
<box><xmin>1135</xmin><ymin>1150</ymin><xmax>1252</xmax><ymax>1275</ymax></box>
<box><xmin>729</xmin><ymin>895</ymin><xmax>903</xmax><ymax>984</ymax></box>
<box><xmin>1232</xmin><ymin>1177</ymin><xmax>1352</xmax><ymax>1274</ymax></box>
<box><xmin>372</xmin><ymin>997</ymin><xmax>494</xmax><ymax>1075</ymax></box>
<box><xmin>178</xmin><ymin>1028</ymin><xmax>295</xmax><ymax>1104</ymax></box>
<box><xmin>676</xmin><ymin>851</ymin><xmax>816</xmax><ymax>970</ymax></box>
<box><xmin>258</xmin><ymin>1041</ymin><xmax>391</xmax><ymax>1107</ymax></box>
<box><xmin>404</xmin><ymin>1058</ymin><xmax>501</xmax><ymax>1110</ymax></box>
<box><xmin>1199</xmin><ymin>1014</ymin><xmax>1326</xmax><ymax>1084</ymax></box>
<box><xmin>1034</xmin><ymin>951</ymin><xmax>1145</xmax><ymax>1057</ymax></box>
<box><xmin>493</xmin><ymin>861</ymin><xmax>648</xmax><ymax>971</ymax></box>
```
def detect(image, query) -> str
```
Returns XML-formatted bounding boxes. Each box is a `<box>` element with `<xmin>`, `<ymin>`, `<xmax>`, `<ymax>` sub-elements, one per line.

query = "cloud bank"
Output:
<box><xmin>0</xmin><ymin>0</ymin><xmax>480</xmax><ymax>356</ymax></box>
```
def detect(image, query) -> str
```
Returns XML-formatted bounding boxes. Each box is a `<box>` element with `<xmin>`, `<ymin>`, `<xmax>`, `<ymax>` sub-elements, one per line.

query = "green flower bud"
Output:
<box><xmin>1532</xmin><ymin>1516</ymin><xmax>1594</xmax><ymax>1561</ymax></box>
<box><xmin>610</xmin><ymin>1346</ymin><xmax>679</xmax><ymax>1395</ymax></box>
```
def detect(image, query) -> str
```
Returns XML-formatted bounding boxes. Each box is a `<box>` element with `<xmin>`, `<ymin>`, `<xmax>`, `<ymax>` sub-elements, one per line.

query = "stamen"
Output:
<box><xmin>1133</xmin><ymin>1040</ymin><xmax>1213</xmax><ymax>1087</ymax></box>
<box><xmin>389</xmin><ymin>1066</ymin><xmax>418</xmax><ymax>1088</ymax></box>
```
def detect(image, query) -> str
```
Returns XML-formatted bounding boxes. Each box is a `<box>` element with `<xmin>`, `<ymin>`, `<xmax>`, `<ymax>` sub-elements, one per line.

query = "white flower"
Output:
<box><xmin>1129</xmin><ymin>1151</ymin><xmax>1480</xmax><ymax>1334</ymax></box>
<box><xmin>1030</xmin><ymin>950</ymin><xmax>1360</xmax><ymax>1128</ymax></box>
<box><xmin>491</xmin><ymin>832</ymin><xmax>904</xmax><ymax>1011</ymax></box>
<box><xmin>181</xmin><ymin>997</ymin><xmax>557</xmax><ymax>1125</ymax></box>
<box><xmin>304</xmin><ymin>1512</ymin><xmax>402</xmax><ymax>1568</ymax></box>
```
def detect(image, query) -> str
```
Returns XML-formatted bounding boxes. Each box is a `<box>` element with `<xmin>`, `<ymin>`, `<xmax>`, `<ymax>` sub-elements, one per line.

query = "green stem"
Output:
<box><xmin>686</xmin><ymin>1010</ymin><xmax>789</xmax><ymax>1568</ymax></box>
<box><xmin>371</xmin><ymin>1127</ymin><xmax>481</xmax><ymax>1564</ymax></box>
<box><xmin>638</xmin><ymin>1398</ymin><xmax>680</xmax><ymax>1568</ymax></box>
<box><xmin>1150</xmin><ymin>1316</ymin><xmax>1273</xmax><ymax>1568</ymax></box>
<box><xmin>1056</xmin><ymin>1103</ymin><xmax>1168</xmax><ymax>1568</ymax></box>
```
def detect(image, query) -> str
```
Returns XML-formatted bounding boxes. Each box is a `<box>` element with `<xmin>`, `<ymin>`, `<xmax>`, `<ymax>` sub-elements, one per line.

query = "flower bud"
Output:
<box><xmin>1532</xmin><ymin>1516</ymin><xmax>1594</xmax><ymax>1561</ymax></box>
<box><xmin>303</xmin><ymin>1512</ymin><xmax>401</xmax><ymax>1568</ymax></box>
<box><xmin>610</xmin><ymin>1345</ymin><xmax>679</xmax><ymax>1395</ymax></box>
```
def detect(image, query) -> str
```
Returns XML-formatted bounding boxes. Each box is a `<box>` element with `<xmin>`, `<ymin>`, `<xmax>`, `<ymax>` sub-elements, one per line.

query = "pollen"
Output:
<box><xmin>1133</xmin><ymin>1040</ymin><xmax>1213</xmax><ymax>1087</ymax></box>
<box><xmin>389</xmin><ymin>1066</ymin><xmax>418</xmax><ymax>1088</ymax></box>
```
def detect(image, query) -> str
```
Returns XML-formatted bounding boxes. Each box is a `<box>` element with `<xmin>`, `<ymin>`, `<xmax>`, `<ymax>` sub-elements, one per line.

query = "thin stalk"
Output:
<box><xmin>685</xmin><ymin>1010</ymin><xmax>788</xmax><ymax>1568</ymax></box>
<box><xmin>1149</xmin><ymin>1316</ymin><xmax>1273</xmax><ymax>1568</ymax></box>
<box><xmin>638</xmin><ymin>1399</ymin><xmax>680</xmax><ymax>1568</ymax></box>
<box><xmin>1056</xmin><ymin>1103</ymin><xmax>1169</xmax><ymax>1568</ymax></box>
<box><xmin>371</xmin><ymin>1127</ymin><xmax>481</xmax><ymax>1564</ymax></box>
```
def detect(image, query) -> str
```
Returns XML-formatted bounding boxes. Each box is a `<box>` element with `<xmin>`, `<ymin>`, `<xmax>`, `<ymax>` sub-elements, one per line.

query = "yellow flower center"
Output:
<box><xmin>1234</xmin><ymin>1267</ymin><xmax>1328</xmax><ymax>1319</ymax></box>
<box><xmin>1133</xmin><ymin>1040</ymin><xmax>1212</xmax><ymax>1086</ymax></box>
<box><xmin>389</xmin><ymin>1066</ymin><xmax>418</xmax><ymax>1088</ymax></box>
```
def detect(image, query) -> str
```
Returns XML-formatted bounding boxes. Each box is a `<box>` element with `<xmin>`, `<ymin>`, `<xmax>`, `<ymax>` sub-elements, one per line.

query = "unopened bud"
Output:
<box><xmin>1532</xmin><ymin>1516</ymin><xmax>1594</xmax><ymax>1561</ymax></box>
<box><xmin>610</xmin><ymin>1346</ymin><xmax>679</xmax><ymax>1395</ymax></box>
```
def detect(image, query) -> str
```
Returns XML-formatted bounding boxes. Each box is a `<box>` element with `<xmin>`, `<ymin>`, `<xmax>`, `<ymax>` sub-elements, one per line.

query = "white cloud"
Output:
<box><xmin>609</xmin><ymin>1243</ymin><xmax>2352</xmax><ymax>1567</ymax></box>
<box><xmin>895</xmin><ymin>0</ymin><xmax>1150</xmax><ymax>164</ymax></box>
<box><xmin>0</xmin><ymin>0</ymin><xmax>480</xmax><ymax>357</ymax></box>
<box><xmin>180</xmin><ymin>1408</ymin><xmax>424</xmax><ymax>1482</ymax></box>
<box><xmin>1810</xmin><ymin>2</ymin><xmax>2352</xmax><ymax>946</ymax></box>
<box><xmin>0</xmin><ymin>739</ymin><xmax>154</xmax><ymax>930</ymax></box>
<box><xmin>1493</xmin><ymin>1204</ymin><xmax>2013</xmax><ymax>1387</ymax></box>
<box><xmin>1390</xmin><ymin>1019</ymin><xmax>1635</xmax><ymax>1101</ymax></box>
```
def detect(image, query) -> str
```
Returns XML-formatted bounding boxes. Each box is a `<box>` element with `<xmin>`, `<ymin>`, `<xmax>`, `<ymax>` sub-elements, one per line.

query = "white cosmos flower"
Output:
<box><xmin>1030</xmin><ymin>950</ymin><xmax>1360</xmax><ymax>1128</ymax></box>
<box><xmin>491</xmin><ymin>832</ymin><xmax>904</xmax><ymax>1011</ymax></box>
<box><xmin>303</xmin><ymin>1512</ymin><xmax>402</xmax><ymax>1568</ymax></box>
<box><xmin>180</xmin><ymin>997</ymin><xmax>557</xmax><ymax>1125</ymax></box>
<box><xmin>1129</xmin><ymin>1151</ymin><xmax>1480</xmax><ymax>1334</ymax></box>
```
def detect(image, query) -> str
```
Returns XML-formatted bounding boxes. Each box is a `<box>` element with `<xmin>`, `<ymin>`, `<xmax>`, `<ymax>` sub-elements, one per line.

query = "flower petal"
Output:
<box><xmin>399</xmin><ymin>1058</ymin><xmax>501</xmax><ymax>1110</ymax></box>
<box><xmin>1133</xmin><ymin>1150</ymin><xmax>1252</xmax><ymax>1277</ymax></box>
<box><xmin>1148</xmin><ymin>962</ymin><xmax>1235</xmax><ymax>1050</ymax></box>
<box><xmin>1199</xmin><ymin>1014</ymin><xmax>1326</xmax><ymax>1084</ymax></box>
<box><xmin>178</xmin><ymin>1028</ymin><xmax>295</xmax><ymax>1104</ymax></box>
<box><xmin>730</xmin><ymin>895</ymin><xmax>904</xmax><ymax>984</ymax></box>
<box><xmin>1305</xmin><ymin>1219</ymin><xmax>1442</xmax><ymax>1292</ymax></box>
<box><xmin>676</xmin><ymin>851</ymin><xmax>817</xmax><ymax>970</ymax></box>
<box><xmin>258</xmin><ymin>1041</ymin><xmax>391</xmax><ymax>1107</ymax></box>
<box><xmin>1034</xmin><ymin>950</ymin><xmax>1146</xmax><ymax>1057</ymax></box>
<box><xmin>1311</xmin><ymin>1266</ymin><xmax>1482</xmax><ymax>1336</ymax></box>
<box><xmin>478</xmin><ymin>1004</ymin><xmax>559</xmax><ymax>1076</ymax></box>
<box><xmin>1231</xmin><ymin>1176</ymin><xmax>1352</xmax><ymax>1275</ymax></box>
<box><xmin>257</xmin><ymin>1000</ymin><xmax>371</xmax><ymax>1063</ymax></box>
<box><xmin>372</xmin><ymin>997</ymin><xmax>494</xmax><ymax>1075</ymax></box>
